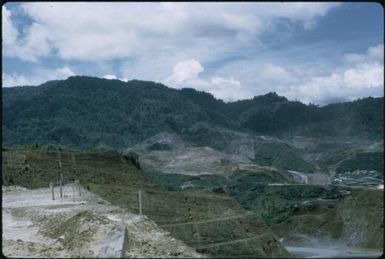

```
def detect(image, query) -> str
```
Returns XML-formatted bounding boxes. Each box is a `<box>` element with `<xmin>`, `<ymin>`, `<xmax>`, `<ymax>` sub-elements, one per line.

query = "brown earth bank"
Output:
<box><xmin>2</xmin><ymin>149</ymin><xmax>291</xmax><ymax>258</ymax></box>
<box><xmin>272</xmin><ymin>188</ymin><xmax>384</xmax><ymax>250</ymax></box>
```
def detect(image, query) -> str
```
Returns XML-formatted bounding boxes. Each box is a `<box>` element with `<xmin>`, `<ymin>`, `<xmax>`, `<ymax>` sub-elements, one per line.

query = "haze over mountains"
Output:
<box><xmin>2</xmin><ymin>76</ymin><xmax>383</xmax><ymax>150</ymax></box>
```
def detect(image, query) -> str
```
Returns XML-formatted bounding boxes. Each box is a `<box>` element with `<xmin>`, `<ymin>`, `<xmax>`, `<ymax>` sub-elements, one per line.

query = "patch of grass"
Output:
<box><xmin>253</xmin><ymin>142</ymin><xmax>316</xmax><ymax>173</ymax></box>
<box><xmin>226</xmin><ymin>183</ymin><xmax>340</xmax><ymax>225</ymax></box>
<box><xmin>2</xmin><ymin>149</ymin><xmax>144</xmax><ymax>189</ymax></box>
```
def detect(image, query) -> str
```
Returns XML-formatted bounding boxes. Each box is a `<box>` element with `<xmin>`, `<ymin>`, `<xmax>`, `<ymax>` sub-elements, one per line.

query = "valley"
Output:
<box><xmin>2</xmin><ymin>128</ymin><xmax>383</xmax><ymax>257</ymax></box>
<box><xmin>2</xmin><ymin>77</ymin><xmax>384</xmax><ymax>258</ymax></box>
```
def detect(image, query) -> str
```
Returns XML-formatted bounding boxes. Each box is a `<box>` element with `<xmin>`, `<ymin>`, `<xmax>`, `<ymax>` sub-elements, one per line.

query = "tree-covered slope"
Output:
<box><xmin>2</xmin><ymin>76</ymin><xmax>383</xmax><ymax>150</ymax></box>
<box><xmin>3</xmin><ymin>76</ymin><xmax>215</xmax><ymax>149</ymax></box>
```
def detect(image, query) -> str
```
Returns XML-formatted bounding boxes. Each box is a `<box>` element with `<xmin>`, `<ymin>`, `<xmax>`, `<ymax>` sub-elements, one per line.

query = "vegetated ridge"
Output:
<box><xmin>3</xmin><ymin>76</ymin><xmax>383</xmax><ymax>150</ymax></box>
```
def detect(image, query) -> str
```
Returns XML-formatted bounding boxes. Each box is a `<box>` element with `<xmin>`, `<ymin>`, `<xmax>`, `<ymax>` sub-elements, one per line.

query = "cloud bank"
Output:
<box><xmin>2</xmin><ymin>3</ymin><xmax>383</xmax><ymax>105</ymax></box>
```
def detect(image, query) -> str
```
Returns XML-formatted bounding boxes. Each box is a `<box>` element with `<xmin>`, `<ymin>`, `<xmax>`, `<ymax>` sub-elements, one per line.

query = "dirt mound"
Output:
<box><xmin>40</xmin><ymin>210</ymin><xmax>110</xmax><ymax>251</ymax></box>
<box><xmin>124</xmin><ymin>216</ymin><xmax>205</xmax><ymax>258</ymax></box>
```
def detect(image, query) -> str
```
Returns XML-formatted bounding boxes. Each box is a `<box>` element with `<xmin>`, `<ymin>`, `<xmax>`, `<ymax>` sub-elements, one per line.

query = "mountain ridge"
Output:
<box><xmin>3</xmin><ymin>76</ymin><xmax>383</xmax><ymax>149</ymax></box>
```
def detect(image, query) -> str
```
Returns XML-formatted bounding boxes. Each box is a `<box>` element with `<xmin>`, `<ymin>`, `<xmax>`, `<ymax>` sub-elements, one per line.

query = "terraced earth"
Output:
<box><xmin>2</xmin><ymin>148</ymin><xmax>291</xmax><ymax>258</ymax></box>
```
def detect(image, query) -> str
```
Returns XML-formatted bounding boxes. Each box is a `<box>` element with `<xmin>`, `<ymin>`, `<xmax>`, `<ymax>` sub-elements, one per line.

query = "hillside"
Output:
<box><xmin>2</xmin><ymin>76</ymin><xmax>383</xmax><ymax>150</ymax></box>
<box><xmin>2</xmin><ymin>149</ymin><xmax>291</xmax><ymax>258</ymax></box>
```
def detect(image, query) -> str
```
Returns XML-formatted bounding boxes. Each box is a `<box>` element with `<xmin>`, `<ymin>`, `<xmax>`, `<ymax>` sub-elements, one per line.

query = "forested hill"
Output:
<box><xmin>3</xmin><ymin>76</ymin><xmax>383</xmax><ymax>149</ymax></box>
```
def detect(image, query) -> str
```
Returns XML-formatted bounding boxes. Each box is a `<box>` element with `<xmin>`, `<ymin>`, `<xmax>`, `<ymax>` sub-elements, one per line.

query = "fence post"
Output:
<box><xmin>139</xmin><ymin>189</ymin><xmax>142</xmax><ymax>215</ymax></box>
<box><xmin>50</xmin><ymin>182</ymin><xmax>55</xmax><ymax>200</ymax></box>
<box><xmin>60</xmin><ymin>173</ymin><xmax>63</xmax><ymax>198</ymax></box>
<box><xmin>72</xmin><ymin>184</ymin><xmax>75</xmax><ymax>202</ymax></box>
<box><xmin>76</xmin><ymin>179</ymin><xmax>81</xmax><ymax>196</ymax></box>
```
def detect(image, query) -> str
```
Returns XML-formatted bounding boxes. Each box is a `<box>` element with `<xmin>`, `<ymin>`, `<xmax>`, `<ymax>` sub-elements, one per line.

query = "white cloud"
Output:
<box><xmin>209</xmin><ymin>76</ymin><xmax>251</xmax><ymax>101</ymax></box>
<box><xmin>160</xmin><ymin>44</ymin><xmax>384</xmax><ymax>104</ymax></box>
<box><xmin>343</xmin><ymin>64</ymin><xmax>383</xmax><ymax>89</ymax></box>
<box><xmin>282</xmin><ymin>59</ymin><xmax>383</xmax><ymax>105</ymax></box>
<box><xmin>103</xmin><ymin>74</ymin><xmax>118</xmax><ymax>80</ymax></box>
<box><xmin>282</xmin><ymin>45</ymin><xmax>384</xmax><ymax>104</ymax></box>
<box><xmin>2</xmin><ymin>6</ymin><xmax>52</xmax><ymax>62</ymax></box>
<box><xmin>2</xmin><ymin>6</ymin><xmax>18</xmax><ymax>49</ymax></box>
<box><xmin>54</xmin><ymin>67</ymin><xmax>76</xmax><ymax>79</ymax></box>
<box><xmin>211</xmin><ymin>76</ymin><xmax>241</xmax><ymax>87</ymax></box>
<box><xmin>255</xmin><ymin>64</ymin><xmax>296</xmax><ymax>89</ymax></box>
<box><xmin>171</xmin><ymin>44</ymin><xmax>383</xmax><ymax>104</ymax></box>
<box><xmin>2</xmin><ymin>73</ymin><xmax>29</xmax><ymax>87</ymax></box>
<box><xmin>367</xmin><ymin>44</ymin><xmax>384</xmax><ymax>60</ymax></box>
<box><xmin>2</xmin><ymin>66</ymin><xmax>75</xmax><ymax>87</ymax></box>
<box><xmin>164</xmin><ymin>59</ymin><xmax>250</xmax><ymax>101</ymax></box>
<box><xmin>175</xmin><ymin>76</ymin><xmax>250</xmax><ymax>102</ymax></box>
<box><xmin>4</xmin><ymin>3</ymin><xmax>381</xmax><ymax>105</ymax></box>
<box><xmin>3</xmin><ymin>2</ymin><xmax>338</xmax><ymax>63</ymax></box>
<box><xmin>165</xmin><ymin>59</ymin><xmax>204</xmax><ymax>85</ymax></box>
<box><xmin>344</xmin><ymin>44</ymin><xmax>384</xmax><ymax>64</ymax></box>
<box><xmin>102</xmin><ymin>74</ymin><xmax>129</xmax><ymax>82</ymax></box>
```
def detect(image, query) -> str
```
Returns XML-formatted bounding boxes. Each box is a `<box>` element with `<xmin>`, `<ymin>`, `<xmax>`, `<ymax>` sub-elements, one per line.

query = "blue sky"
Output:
<box><xmin>2</xmin><ymin>2</ymin><xmax>384</xmax><ymax>105</ymax></box>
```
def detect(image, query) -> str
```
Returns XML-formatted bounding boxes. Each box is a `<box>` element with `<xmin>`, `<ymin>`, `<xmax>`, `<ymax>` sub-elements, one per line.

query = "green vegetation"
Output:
<box><xmin>2</xmin><ymin>148</ymin><xmax>145</xmax><ymax>189</ymax></box>
<box><xmin>144</xmin><ymin>172</ymin><xmax>228</xmax><ymax>191</ymax></box>
<box><xmin>2</xmin><ymin>74</ymin><xmax>383</xmax><ymax>237</ymax></box>
<box><xmin>318</xmin><ymin>148</ymin><xmax>353</xmax><ymax>171</ymax></box>
<box><xmin>3</xmin><ymin>76</ymin><xmax>383</xmax><ymax>150</ymax></box>
<box><xmin>318</xmin><ymin>149</ymin><xmax>384</xmax><ymax>174</ymax></box>
<box><xmin>0</xmin><ymin>147</ymin><xmax>355</xmax><ymax>227</ymax></box>
<box><xmin>143</xmin><ymin>168</ymin><xmax>340</xmax><ymax>225</ymax></box>
<box><xmin>253</xmin><ymin>142</ymin><xmax>316</xmax><ymax>172</ymax></box>
<box><xmin>3</xmin><ymin>77</ymin><xmax>212</xmax><ymax>149</ymax></box>
<box><xmin>227</xmin><ymin>183</ymin><xmax>342</xmax><ymax>225</ymax></box>
<box><xmin>336</xmin><ymin>152</ymin><xmax>384</xmax><ymax>174</ymax></box>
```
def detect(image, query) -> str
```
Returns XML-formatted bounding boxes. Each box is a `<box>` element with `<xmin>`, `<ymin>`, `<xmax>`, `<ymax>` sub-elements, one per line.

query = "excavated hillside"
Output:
<box><xmin>272</xmin><ymin>188</ymin><xmax>384</xmax><ymax>250</ymax></box>
<box><xmin>335</xmin><ymin>188</ymin><xmax>384</xmax><ymax>249</ymax></box>
<box><xmin>2</xmin><ymin>185</ymin><xmax>204</xmax><ymax>258</ymax></box>
<box><xmin>2</xmin><ymin>149</ymin><xmax>291</xmax><ymax>258</ymax></box>
<box><xmin>128</xmin><ymin>132</ymin><xmax>238</xmax><ymax>176</ymax></box>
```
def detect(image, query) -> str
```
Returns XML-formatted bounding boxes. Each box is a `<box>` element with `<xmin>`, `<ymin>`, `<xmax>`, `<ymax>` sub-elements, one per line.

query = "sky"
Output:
<box><xmin>2</xmin><ymin>2</ymin><xmax>384</xmax><ymax>105</ymax></box>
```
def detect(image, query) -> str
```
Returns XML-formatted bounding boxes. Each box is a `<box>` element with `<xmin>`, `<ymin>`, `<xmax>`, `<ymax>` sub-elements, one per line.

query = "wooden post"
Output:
<box><xmin>60</xmin><ymin>178</ymin><xmax>63</xmax><ymax>198</ymax></box>
<box><xmin>76</xmin><ymin>179</ymin><xmax>81</xmax><ymax>196</ymax></box>
<box><xmin>72</xmin><ymin>184</ymin><xmax>75</xmax><ymax>202</ymax></box>
<box><xmin>50</xmin><ymin>183</ymin><xmax>55</xmax><ymax>200</ymax></box>
<box><xmin>138</xmin><ymin>189</ymin><xmax>142</xmax><ymax>216</ymax></box>
<box><xmin>59</xmin><ymin>169</ymin><xmax>63</xmax><ymax>198</ymax></box>
<box><xmin>56</xmin><ymin>179</ymin><xmax>59</xmax><ymax>200</ymax></box>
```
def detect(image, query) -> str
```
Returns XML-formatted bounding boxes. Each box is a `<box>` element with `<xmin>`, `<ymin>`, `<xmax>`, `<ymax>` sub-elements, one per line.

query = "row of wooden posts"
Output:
<box><xmin>50</xmin><ymin>180</ymin><xmax>142</xmax><ymax>213</ymax></box>
<box><xmin>49</xmin><ymin>177</ymin><xmax>81</xmax><ymax>201</ymax></box>
<box><xmin>49</xmin><ymin>158</ymin><xmax>143</xmax><ymax>215</ymax></box>
<box><xmin>49</xmin><ymin>159</ymin><xmax>81</xmax><ymax>202</ymax></box>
